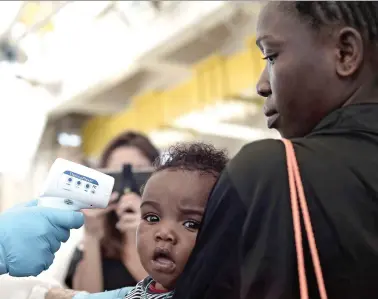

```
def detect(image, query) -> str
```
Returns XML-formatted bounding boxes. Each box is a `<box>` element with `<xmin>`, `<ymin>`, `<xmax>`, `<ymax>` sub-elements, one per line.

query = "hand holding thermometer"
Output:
<box><xmin>38</xmin><ymin>158</ymin><xmax>115</xmax><ymax>211</ymax></box>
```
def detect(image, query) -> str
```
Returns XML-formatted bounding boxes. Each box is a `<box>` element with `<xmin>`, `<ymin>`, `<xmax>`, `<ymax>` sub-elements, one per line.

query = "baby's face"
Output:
<box><xmin>137</xmin><ymin>169</ymin><xmax>217</xmax><ymax>290</ymax></box>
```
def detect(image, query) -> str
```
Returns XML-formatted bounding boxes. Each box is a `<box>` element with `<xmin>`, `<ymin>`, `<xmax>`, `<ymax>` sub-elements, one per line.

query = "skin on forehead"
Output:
<box><xmin>256</xmin><ymin>2</ymin><xmax>333</xmax><ymax>60</ymax></box>
<box><xmin>141</xmin><ymin>169</ymin><xmax>217</xmax><ymax>211</ymax></box>
<box><xmin>107</xmin><ymin>146</ymin><xmax>152</xmax><ymax>169</ymax></box>
<box><xmin>257</xmin><ymin>2</ymin><xmax>325</xmax><ymax>43</ymax></box>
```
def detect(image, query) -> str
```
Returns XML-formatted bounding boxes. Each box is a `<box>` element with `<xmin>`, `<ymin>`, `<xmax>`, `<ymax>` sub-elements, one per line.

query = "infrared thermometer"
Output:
<box><xmin>38</xmin><ymin>158</ymin><xmax>114</xmax><ymax>211</ymax></box>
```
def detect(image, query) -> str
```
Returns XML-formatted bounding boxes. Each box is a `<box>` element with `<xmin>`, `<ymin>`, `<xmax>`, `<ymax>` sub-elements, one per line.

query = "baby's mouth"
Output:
<box><xmin>151</xmin><ymin>248</ymin><xmax>176</xmax><ymax>273</ymax></box>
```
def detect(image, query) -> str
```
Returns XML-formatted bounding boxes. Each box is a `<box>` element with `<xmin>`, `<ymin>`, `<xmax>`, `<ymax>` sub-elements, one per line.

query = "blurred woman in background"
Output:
<box><xmin>65</xmin><ymin>131</ymin><xmax>160</xmax><ymax>293</ymax></box>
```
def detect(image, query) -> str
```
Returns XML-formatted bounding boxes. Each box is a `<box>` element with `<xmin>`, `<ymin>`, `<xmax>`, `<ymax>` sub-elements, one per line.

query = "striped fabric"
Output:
<box><xmin>124</xmin><ymin>277</ymin><xmax>174</xmax><ymax>299</ymax></box>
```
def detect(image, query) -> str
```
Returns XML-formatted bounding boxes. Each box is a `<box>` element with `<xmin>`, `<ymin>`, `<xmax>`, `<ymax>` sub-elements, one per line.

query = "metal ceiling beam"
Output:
<box><xmin>14</xmin><ymin>1</ymin><xmax>71</xmax><ymax>45</ymax></box>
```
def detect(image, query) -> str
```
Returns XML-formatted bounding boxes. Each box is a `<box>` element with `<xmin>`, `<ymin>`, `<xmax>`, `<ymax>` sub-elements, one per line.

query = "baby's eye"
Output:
<box><xmin>143</xmin><ymin>214</ymin><xmax>160</xmax><ymax>223</ymax></box>
<box><xmin>183</xmin><ymin>220</ymin><xmax>201</xmax><ymax>231</ymax></box>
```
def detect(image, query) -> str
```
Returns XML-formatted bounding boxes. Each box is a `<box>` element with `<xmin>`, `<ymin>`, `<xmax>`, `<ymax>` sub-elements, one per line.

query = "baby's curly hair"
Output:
<box><xmin>154</xmin><ymin>142</ymin><xmax>229</xmax><ymax>177</ymax></box>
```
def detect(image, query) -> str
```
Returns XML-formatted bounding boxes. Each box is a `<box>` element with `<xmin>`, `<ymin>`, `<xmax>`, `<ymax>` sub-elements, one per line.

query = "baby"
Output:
<box><xmin>125</xmin><ymin>142</ymin><xmax>228</xmax><ymax>298</ymax></box>
<box><xmin>46</xmin><ymin>142</ymin><xmax>228</xmax><ymax>299</ymax></box>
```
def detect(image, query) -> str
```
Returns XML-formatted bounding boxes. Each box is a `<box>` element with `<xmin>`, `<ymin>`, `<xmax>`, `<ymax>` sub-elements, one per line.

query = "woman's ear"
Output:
<box><xmin>335</xmin><ymin>27</ymin><xmax>364</xmax><ymax>77</ymax></box>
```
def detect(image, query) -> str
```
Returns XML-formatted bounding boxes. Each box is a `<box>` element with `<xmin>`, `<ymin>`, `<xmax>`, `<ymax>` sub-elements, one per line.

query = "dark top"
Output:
<box><xmin>65</xmin><ymin>248</ymin><xmax>137</xmax><ymax>291</ymax></box>
<box><xmin>173</xmin><ymin>104</ymin><xmax>378</xmax><ymax>299</ymax></box>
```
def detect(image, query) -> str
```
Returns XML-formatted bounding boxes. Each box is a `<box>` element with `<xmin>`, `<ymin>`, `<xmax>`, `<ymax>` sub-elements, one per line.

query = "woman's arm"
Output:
<box><xmin>72</xmin><ymin>234</ymin><xmax>104</xmax><ymax>293</ymax></box>
<box><xmin>72</xmin><ymin>203</ymin><xmax>116</xmax><ymax>293</ymax></box>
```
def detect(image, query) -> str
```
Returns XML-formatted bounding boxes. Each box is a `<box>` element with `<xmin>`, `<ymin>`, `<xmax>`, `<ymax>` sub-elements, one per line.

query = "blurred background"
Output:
<box><xmin>0</xmin><ymin>0</ymin><xmax>286</xmax><ymax>290</ymax></box>
<box><xmin>0</xmin><ymin>0</ymin><xmax>279</xmax><ymax>211</ymax></box>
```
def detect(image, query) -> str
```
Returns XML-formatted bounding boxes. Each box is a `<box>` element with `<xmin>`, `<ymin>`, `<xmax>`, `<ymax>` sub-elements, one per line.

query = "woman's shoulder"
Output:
<box><xmin>228</xmin><ymin>139</ymin><xmax>287</xmax><ymax>177</ymax></box>
<box><xmin>225</xmin><ymin>138</ymin><xmax>325</xmax><ymax>201</ymax></box>
<box><xmin>228</xmin><ymin>137</ymin><xmax>321</xmax><ymax>176</ymax></box>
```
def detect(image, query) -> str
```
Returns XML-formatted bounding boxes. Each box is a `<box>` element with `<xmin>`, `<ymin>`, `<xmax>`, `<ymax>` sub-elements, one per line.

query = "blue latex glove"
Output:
<box><xmin>73</xmin><ymin>287</ymin><xmax>134</xmax><ymax>299</ymax></box>
<box><xmin>0</xmin><ymin>200</ymin><xmax>84</xmax><ymax>277</ymax></box>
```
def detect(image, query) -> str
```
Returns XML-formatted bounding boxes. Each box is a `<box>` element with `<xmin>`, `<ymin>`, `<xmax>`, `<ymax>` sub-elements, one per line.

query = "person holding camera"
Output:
<box><xmin>65</xmin><ymin>132</ymin><xmax>160</xmax><ymax>293</ymax></box>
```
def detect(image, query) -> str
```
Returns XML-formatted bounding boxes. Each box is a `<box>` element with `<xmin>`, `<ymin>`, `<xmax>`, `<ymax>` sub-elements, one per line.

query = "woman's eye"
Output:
<box><xmin>144</xmin><ymin>214</ymin><xmax>159</xmax><ymax>223</ymax></box>
<box><xmin>183</xmin><ymin>220</ymin><xmax>201</xmax><ymax>230</ymax></box>
<box><xmin>262</xmin><ymin>54</ymin><xmax>278</xmax><ymax>64</ymax></box>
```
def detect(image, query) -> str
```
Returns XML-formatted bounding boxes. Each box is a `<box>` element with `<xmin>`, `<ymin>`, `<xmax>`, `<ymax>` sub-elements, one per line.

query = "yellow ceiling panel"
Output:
<box><xmin>19</xmin><ymin>2</ymin><xmax>55</xmax><ymax>33</ymax></box>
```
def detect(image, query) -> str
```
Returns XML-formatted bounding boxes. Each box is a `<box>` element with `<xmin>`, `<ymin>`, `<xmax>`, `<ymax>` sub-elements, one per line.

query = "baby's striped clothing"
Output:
<box><xmin>124</xmin><ymin>277</ymin><xmax>174</xmax><ymax>299</ymax></box>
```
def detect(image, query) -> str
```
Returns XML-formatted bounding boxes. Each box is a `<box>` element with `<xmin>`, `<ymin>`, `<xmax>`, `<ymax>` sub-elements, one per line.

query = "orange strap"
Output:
<box><xmin>282</xmin><ymin>139</ymin><xmax>328</xmax><ymax>299</ymax></box>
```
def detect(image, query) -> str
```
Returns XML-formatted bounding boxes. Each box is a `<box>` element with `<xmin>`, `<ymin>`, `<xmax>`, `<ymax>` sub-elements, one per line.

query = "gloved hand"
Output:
<box><xmin>73</xmin><ymin>287</ymin><xmax>134</xmax><ymax>299</ymax></box>
<box><xmin>0</xmin><ymin>200</ymin><xmax>84</xmax><ymax>277</ymax></box>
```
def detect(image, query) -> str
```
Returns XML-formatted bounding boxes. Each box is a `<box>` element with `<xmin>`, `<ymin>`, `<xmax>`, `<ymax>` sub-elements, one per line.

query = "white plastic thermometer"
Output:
<box><xmin>38</xmin><ymin>158</ymin><xmax>115</xmax><ymax>211</ymax></box>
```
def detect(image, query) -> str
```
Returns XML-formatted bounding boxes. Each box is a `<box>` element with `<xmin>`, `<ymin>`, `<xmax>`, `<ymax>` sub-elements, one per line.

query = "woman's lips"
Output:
<box><xmin>267</xmin><ymin>113</ymin><xmax>279</xmax><ymax>129</ymax></box>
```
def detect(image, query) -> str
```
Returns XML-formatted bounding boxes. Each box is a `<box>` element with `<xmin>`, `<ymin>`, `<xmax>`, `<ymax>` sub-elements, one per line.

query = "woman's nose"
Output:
<box><xmin>256</xmin><ymin>67</ymin><xmax>271</xmax><ymax>98</ymax></box>
<box><xmin>155</xmin><ymin>225</ymin><xmax>177</xmax><ymax>245</ymax></box>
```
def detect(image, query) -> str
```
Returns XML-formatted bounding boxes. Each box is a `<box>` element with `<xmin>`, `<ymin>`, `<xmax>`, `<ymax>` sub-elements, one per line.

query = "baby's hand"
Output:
<box><xmin>43</xmin><ymin>287</ymin><xmax>80</xmax><ymax>299</ymax></box>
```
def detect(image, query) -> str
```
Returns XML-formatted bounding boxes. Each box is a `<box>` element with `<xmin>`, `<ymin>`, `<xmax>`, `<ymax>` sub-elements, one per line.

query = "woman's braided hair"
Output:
<box><xmin>284</xmin><ymin>1</ymin><xmax>378</xmax><ymax>42</ymax></box>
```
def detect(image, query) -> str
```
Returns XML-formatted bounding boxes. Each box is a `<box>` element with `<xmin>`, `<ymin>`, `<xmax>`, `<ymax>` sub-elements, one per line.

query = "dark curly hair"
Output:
<box><xmin>153</xmin><ymin>142</ymin><xmax>229</xmax><ymax>177</ymax></box>
<box><xmin>280</xmin><ymin>1</ymin><xmax>378</xmax><ymax>43</ymax></box>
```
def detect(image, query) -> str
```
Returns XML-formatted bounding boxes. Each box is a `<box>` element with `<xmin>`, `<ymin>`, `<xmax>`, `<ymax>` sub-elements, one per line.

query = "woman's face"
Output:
<box><xmin>106</xmin><ymin>146</ymin><xmax>152</xmax><ymax>234</ymax></box>
<box><xmin>106</xmin><ymin>146</ymin><xmax>152</xmax><ymax>170</ymax></box>
<box><xmin>255</xmin><ymin>3</ymin><xmax>347</xmax><ymax>138</ymax></box>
